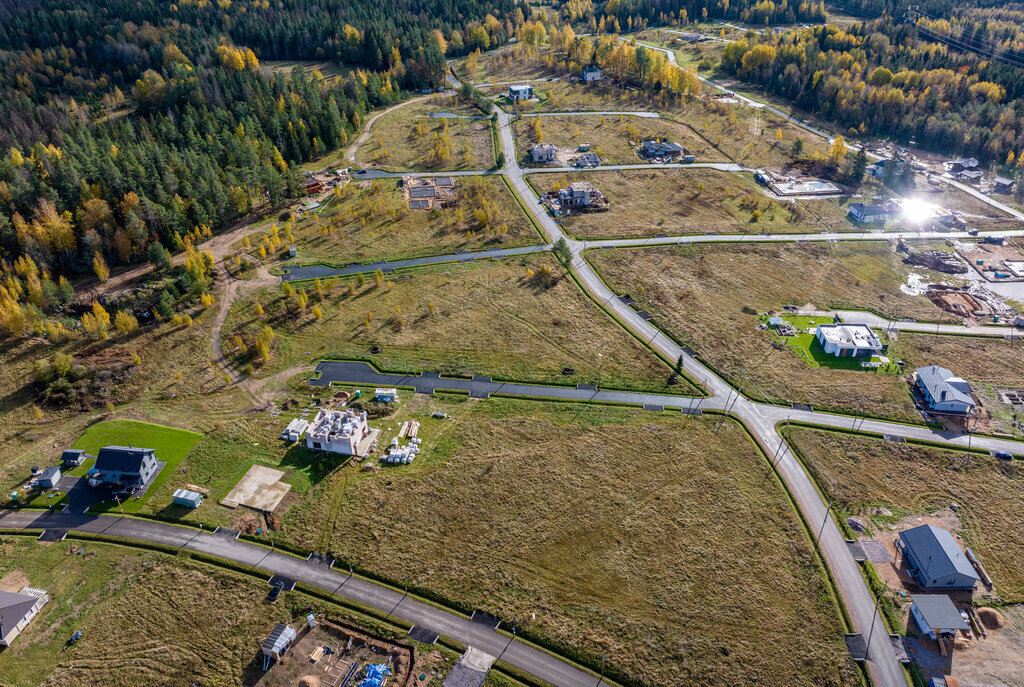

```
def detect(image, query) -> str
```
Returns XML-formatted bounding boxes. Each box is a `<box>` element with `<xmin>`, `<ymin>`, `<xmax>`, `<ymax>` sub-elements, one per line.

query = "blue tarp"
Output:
<box><xmin>358</xmin><ymin>664</ymin><xmax>391</xmax><ymax>687</ymax></box>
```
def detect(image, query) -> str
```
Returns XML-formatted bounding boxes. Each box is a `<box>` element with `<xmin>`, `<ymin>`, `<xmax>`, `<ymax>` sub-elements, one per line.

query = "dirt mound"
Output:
<box><xmin>977</xmin><ymin>607</ymin><xmax>1007</xmax><ymax>630</ymax></box>
<box><xmin>297</xmin><ymin>676</ymin><xmax>321</xmax><ymax>687</ymax></box>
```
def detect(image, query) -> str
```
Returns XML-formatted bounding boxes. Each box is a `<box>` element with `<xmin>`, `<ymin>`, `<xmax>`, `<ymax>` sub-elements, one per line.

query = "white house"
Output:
<box><xmin>530</xmin><ymin>143</ymin><xmax>557</xmax><ymax>163</ymax></box>
<box><xmin>508</xmin><ymin>84</ymin><xmax>533</xmax><ymax>100</ymax></box>
<box><xmin>914</xmin><ymin>365</ymin><xmax>977</xmax><ymax>414</ymax></box>
<box><xmin>848</xmin><ymin>202</ymin><xmax>897</xmax><ymax>223</ymax></box>
<box><xmin>814</xmin><ymin>323</ymin><xmax>884</xmax><ymax>357</ymax></box>
<box><xmin>305</xmin><ymin>408</ymin><xmax>371</xmax><ymax>455</ymax></box>
<box><xmin>0</xmin><ymin>587</ymin><xmax>48</xmax><ymax>646</ymax></box>
<box><xmin>582</xmin><ymin>66</ymin><xmax>601</xmax><ymax>82</ymax></box>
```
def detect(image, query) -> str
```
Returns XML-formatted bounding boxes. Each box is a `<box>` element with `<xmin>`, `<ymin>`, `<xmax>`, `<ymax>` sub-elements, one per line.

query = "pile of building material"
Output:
<box><xmin>280</xmin><ymin>418</ymin><xmax>309</xmax><ymax>442</ymax></box>
<box><xmin>900</xmin><ymin>247</ymin><xmax>968</xmax><ymax>275</ymax></box>
<box><xmin>383</xmin><ymin>436</ymin><xmax>421</xmax><ymax>465</ymax></box>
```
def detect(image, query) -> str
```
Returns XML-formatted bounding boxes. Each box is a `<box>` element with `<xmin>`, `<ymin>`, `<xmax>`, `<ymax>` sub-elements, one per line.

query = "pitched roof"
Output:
<box><xmin>916</xmin><ymin>365</ymin><xmax>975</xmax><ymax>408</ymax></box>
<box><xmin>61</xmin><ymin>449</ymin><xmax>86</xmax><ymax>461</ymax></box>
<box><xmin>994</xmin><ymin>176</ymin><xmax>1015</xmax><ymax>185</ymax></box>
<box><xmin>0</xmin><ymin>591</ymin><xmax>38</xmax><ymax>641</ymax></box>
<box><xmin>849</xmin><ymin>202</ymin><xmax>894</xmax><ymax>215</ymax></box>
<box><xmin>899</xmin><ymin>524</ymin><xmax>979</xmax><ymax>583</ymax></box>
<box><xmin>912</xmin><ymin>594</ymin><xmax>969</xmax><ymax>632</ymax></box>
<box><xmin>261</xmin><ymin>623</ymin><xmax>296</xmax><ymax>655</ymax></box>
<box><xmin>40</xmin><ymin>466</ymin><xmax>61</xmax><ymax>481</ymax></box>
<box><xmin>95</xmin><ymin>446</ymin><xmax>155</xmax><ymax>474</ymax></box>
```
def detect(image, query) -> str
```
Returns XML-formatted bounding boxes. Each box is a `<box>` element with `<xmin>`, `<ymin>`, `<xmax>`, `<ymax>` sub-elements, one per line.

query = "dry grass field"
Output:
<box><xmin>356</xmin><ymin>94</ymin><xmax>494</xmax><ymax>172</ymax></box>
<box><xmin>514</xmin><ymin>113</ymin><xmax>722</xmax><ymax>165</ymax></box>
<box><xmin>282</xmin><ymin>397</ymin><xmax>860</xmax><ymax>687</ymax></box>
<box><xmin>283</xmin><ymin>177</ymin><xmax>538</xmax><ymax>265</ymax></box>
<box><xmin>0</xmin><ymin>538</ymin><xmax>321</xmax><ymax>686</ymax></box>
<box><xmin>224</xmin><ymin>255</ymin><xmax>689</xmax><ymax>394</ymax></box>
<box><xmin>529</xmin><ymin>169</ymin><xmax>859</xmax><ymax>238</ymax></box>
<box><xmin>784</xmin><ymin>427</ymin><xmax>1024</xmax><ymax>601</ymax></box>
<box><xmin>589</xmin><ymin>242</ymin><xmax>953</xmax><ymax>420</ymax></box>
<box><xmin>455</xmin><ymin>46</ymin><xmax>562</xmax><ymax>83</ymax></box>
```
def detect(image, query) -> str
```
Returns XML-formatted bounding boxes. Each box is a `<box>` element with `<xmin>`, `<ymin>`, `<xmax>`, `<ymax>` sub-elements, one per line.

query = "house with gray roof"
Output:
<box><xmin>915</xmin><ymin>365</ymin><xmax>977</xmax><ymax>415</ymax></box>
<box><xmin>0</xmin><ymin>587</ymin><xmax>48</xmax><ymax>646</ymax></box>
<box><xmin>910</xmin><ymin>594</ymin><xmax>969</xmax><ymax>640</ymax></box>
<box><xmin>261</xmin><ymin>623</ymin><xmax>296</xmax><ymax>661</ymax></box>
<box><xmin>898</xmin><ymin>524</ymin><xmax>979</xmax><ymax>590</ymax></box>
<box><xmin>640</xmin><ymin>140</ymin><xmax>686</xmax><ymax>161</ymax></box>
<box><xmin>94</xmin><ymin>446</ymin><xmax>159</xmax><ymax>489</ymax></box>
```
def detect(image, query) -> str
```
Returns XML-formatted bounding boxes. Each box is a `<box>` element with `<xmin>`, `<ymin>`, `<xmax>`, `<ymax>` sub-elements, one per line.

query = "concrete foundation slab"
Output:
<box><xmin>221</xmin><ymin>465</ymin><xmax>292</xmax><ymax>511</ymax></box>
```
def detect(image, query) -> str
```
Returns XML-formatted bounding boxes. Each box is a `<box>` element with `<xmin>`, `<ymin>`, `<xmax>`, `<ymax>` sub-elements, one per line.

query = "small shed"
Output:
<box><xmin>60</xmin><ymin>449</ymin><xmax>87</xmax><ymax>467</ymax></box>
<box><xmin>994</xmin><ymin>176</ymin><xmax>1016</xmax><ymax>194</ymax></box>
<box><xmin>172</xmin><ymin>488</ymin><xmax>204</xmax><ymax>509</ymax></box>
<box><xmin>910</xmin><ymin>594</ymin><xmax>969</xmax><ymax>640</ymax></box>
<box><xmin>38</xmin><ymin>466</ymin><xmax>62</xmax><ymax>489</ymax></box>
<box><xmin>261</xmin><ymin>623</ymin><xmax>297</xmax><ymax>661</ymax></box>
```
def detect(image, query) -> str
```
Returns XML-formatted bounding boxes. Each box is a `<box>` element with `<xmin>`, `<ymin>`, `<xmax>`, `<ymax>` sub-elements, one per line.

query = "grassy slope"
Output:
<box><xmin>225</xmin><ymin>255</ymin><xmax>691</xmax><ymax>394</ymax></box>
<box><xmin>282</xmin><ymin>177</ymin><xmax>538</xmax><ymax>266</ymax></box>
<box><xmin>281</xmin><ymin>396</ymin><xmax>860</xmax><ymax>687</ymax></box>
<box><xmin>530</xmin><ymin>168</ymin><xmax>858</xmax><ymax>238</ymax></box>
<box><xmin>356</xmin><ymin>95</ymin><xmax>494</xmax><ymax>172</ymax></box>
<box><xmin>589</xmin><ymin>242</ymin><xmax>954</xmax><ymax>421</ymax></box>
<box><xmin>784</xmin><ymin>427</ymin><xmax>1024</xmax><ymax>601</ymax></box>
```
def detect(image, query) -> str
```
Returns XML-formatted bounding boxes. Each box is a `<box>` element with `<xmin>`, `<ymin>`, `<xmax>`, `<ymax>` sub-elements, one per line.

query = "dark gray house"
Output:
<box><xmin>897</xmin><ymin>524</ymin><xmax>979</xmax><ymax>590</ymax></box>
<box><xmin>60</xmin><ymin>449</ymin><xmax>88</xmax><ymax>467</ymax></box>
<box><xmin>94</xmin><ymin>446</ymin><xmax>159</xmax><ymax>489</ymax></box>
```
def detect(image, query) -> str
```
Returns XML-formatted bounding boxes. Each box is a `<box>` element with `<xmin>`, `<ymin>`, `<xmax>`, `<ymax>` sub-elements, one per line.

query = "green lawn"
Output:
<box><xmin>71</xmin><ymin>420</ymin><xmax>203</xmax><ymax>514</ymax></box>
<box><xmin>765</xmin><ymin>316</ymin><xmax>899</xmax><ymax>373</ymax></box>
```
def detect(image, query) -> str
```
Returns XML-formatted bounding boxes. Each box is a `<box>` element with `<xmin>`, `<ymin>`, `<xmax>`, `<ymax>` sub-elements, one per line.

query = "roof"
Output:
<box><xmin>899</xmin><ymin>524</ymin><xmax>979</xmax><ymax>584</ymax></box>
<box><xmin>912</xmin><ymin>594</ymin><xmax>969</xmax><ymax>632</ymax></box>
<box><xmin>642</xmin><ymin>140</ymin><xmax>684</xmax><ymax>153</ymax></box>
<box><xmin>262</xmin><ymin>623</ymin><xmax>296</xmax><ymax>655</ymax></box>
<box><xmin>994</xmin><ymin>176</ymin><xmax>1015</xmax><ymax>185</ymax></box>
<box><xmin>509</xmin><ymin>84</ymin><xmax>531</xmax><ymax>92</ymax></box>
<box><xmin>173</xmin><ymin>488</ymin><xmax>203</xmax><ymax>501</ymax></box>
<box><xmin>61</xmin><ymin>449</ymin><xmax>85</xmax><ymax>461</ymax></box>
<box><xmin>95</xmin><ymin>446</ymin><xmax>155</xmax><ymax>474</ymax></box>
<box><xmin>582</xmin><ymin>66</ymin><xmax>601</xmax><ymax>74</ymax></box>
<box><xmin>916</xmin><ymin>365</ymin><xmax>974</xmax><ymax>408</ymax></box>
<box><xmin>850</xmin><ymin>202</ymin><xmax>894</xmax><ymax>215</ymax></box>
<box><xmin>40</xmin><ymin>466</ymin><xmax>61</xmax><ymax>480</ymax></box>
<box><xmin>959</xmin><ymin>169</ymin><xmax>983</xmax><ymax>179</ymax></box>
<box><xmin>0</xmin><ymin>590</ymin><xmax>39</xmax><ymax>640</ymax></box>
<box><xmin>531</xmin><ymin>143</ymin><xmax>556</xmax><ymax>151</ymax></box>
<box><xmin>815</xmin><ymin>323</ymin><xmax>882</xmax><ymax>350</ymax></box>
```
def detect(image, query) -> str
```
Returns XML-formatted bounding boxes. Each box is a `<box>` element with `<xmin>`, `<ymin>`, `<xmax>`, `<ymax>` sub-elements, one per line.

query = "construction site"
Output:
<box><xmin>402</xmin><ymin>176</ymin><xmax>457</xmax><ymax>210</ymax></box>
<box><xmin>253</xmin><ymin>616</ymin><xmax>441</xmax><ymax>687</ymax></box>
<box><xmin>923</xmin><ymin>284</ymin><xmax>1014</xmax><ymax>321</ymax></box>
<box><xmin>955</xmin><ymin>238</ymin><xmax>1024</xmax><ymax>283</ymax></box>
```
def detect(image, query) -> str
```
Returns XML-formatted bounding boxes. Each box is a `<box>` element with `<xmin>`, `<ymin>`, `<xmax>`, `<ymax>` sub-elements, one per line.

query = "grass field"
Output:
<box><xmin>484</xmin><ymin>80</ymin><xmax>665</xmax><ymax>114</ymax></box>
<box><xmin>224</xmin><ymin>255</ymin><xmax>691</xmax><ymax>395</ymax></box>
<box><xmin>514</xmin><ymin>113</ymin><xmax>722</xmax><ymax>165</ymax></box>
<box><xmin>355</xmin><ymin>94</ymin><xmax>494</xmax><ymax>172</ymax></box>
<box><xmin>529</xmin><ymin>169</ymin><xmax>859</xmax><ymax>238</ymax></box>
<box><xmin>455</xmin><ymin>46</ymin><xmax>562</xmax><ymax>83</ymax></box>
<box><xmin>280</xmin><ymin>177</ymin><xmax>539</xmax><ymax>265</ymax></box>
<box><xmin>69</xmin><ymin>419</ymin><xmax>203</xmax><ymax>514</ymax></box>
<box><xmin>765</xmin><ymin>315</ymin><xmax>900</xmax><ymax>372</ymax></box>
<box><xmin>0</xmin><ymin>537</ymin><xmax>426</xmax><ymax>686</ymax></box>
<box><xmin>784</xmin><ymin>427</ymin><xmax>1024</xmax><ymax>601</ymax></box>
<box><xmin>588</xmin><ymin>242</ymin><xmax>954</xmax><ymax>421</ymax></box>
<box><xmin>281</xmin><ymin>396</ymin><xmax>860</xmax><ymax>687</ymax></box>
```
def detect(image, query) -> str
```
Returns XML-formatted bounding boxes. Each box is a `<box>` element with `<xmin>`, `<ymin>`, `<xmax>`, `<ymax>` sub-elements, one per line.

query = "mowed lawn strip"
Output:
<box><xmin>283</xmin><ymin>177</ymin><xmax>539</xmax><ymax>266</ymax></box>
<box><xmin>225</xmin><ymin>255</ymin><xmax>692</xmax><ymax>395</ymax></box>
<box><xmin>529</xmin><ymin>169</ymin><xmax>858</xmax><ymax>239</ymax></box>
<box><xmin>588</xmin><ymin>242</ymin><xmax>953</xmax><ymax>421</ymax></box>
<box><xmin>355</xmin><ymin>95</ymin><xmax>494</xmax><ymax>172</ymax></box>
<box><xmin>281</xmin><ymin>397</ymin><xmax>860</xmax><ymax>687</ymax></box>
<box><xmin>784</xmin><ymin>427</ymin><xmax>1024</xmax><ymax>601</ymax></box>
<box><xmin>72</xmin><ymin>419</ymin><xmax>202</xmax><ymax>513</ymax></box>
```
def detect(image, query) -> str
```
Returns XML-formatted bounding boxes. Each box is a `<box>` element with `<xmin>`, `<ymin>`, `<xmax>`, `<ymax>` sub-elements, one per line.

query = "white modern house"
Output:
<box><xmin>914</xmin><ymin>366</ymin><xmax>977</xmax><ymax>415</ymax></box>
<box><xmin>582</xmin><ymin>66</ymin><xmax>601</xmax><ymax>82</ymax></box>
<box><xmin>814</xmin><ymin>323</ymin><xmax>884</xmax><ymax>357</ymax></box>
<box><xmin>0</xmin><ymin>587</ymin><xmax>48</xmax><ymax>646</ymax></box>
<box><xmin>508</xmin><ymin>84</ymin><xmax>533</xmax><ymax>100</ymax></box>
<box><xmin>305</xmin><ymin>408</ymin><xmax>372</xmax><ymax>455</ymax></box>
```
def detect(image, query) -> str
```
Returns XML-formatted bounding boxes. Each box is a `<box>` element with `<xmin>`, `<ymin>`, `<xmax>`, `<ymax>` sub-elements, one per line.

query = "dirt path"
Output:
<box><xmin>344</xmin><ymin>94</ymin><xmax>435</xmax><ymax>163</ymax></box>
<box><xmin>210</xmin><ymin>261</ymin><xmax>277</xmax><ymax>388</ymax></box>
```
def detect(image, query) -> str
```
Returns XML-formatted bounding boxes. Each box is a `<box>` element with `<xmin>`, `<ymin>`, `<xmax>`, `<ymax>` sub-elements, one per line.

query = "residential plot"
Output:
<box><xmin>514</xmin><ymin>113</ymin><xmax>722</xmax><ymax>165</ymax></box>
<box><xmin>356</xmin><ymin>94</ymin><xmax>494</xmax><ymax>172</ymax></box>
<box><xmin>784</xmin><ymin>426</ymin><xmax>1024</xmax><ymax>602</ymax></box>
<box><xmin>589</xmin><ymin>242</ymin><xmax>954</xmax><ymax>421</ymax></box>
<box><xmin>282</xmin><ymin>397</ymin><xmax>860</xmax><ymax>687</ymax></box>
<box><xmin>484</xmin><ymin>80</ymin><xmax>663</xmax><ymax>114</ymax></box>
<box><xmin>223</xmin><ymin>255</ymin><xmax>690</xmax><ymax>394</ymax></box>
<box><xmin>0</xmin><ymin>537</ymin><xmax>440</xmax><ymax>686</ymax></box>
<box><xmin>276</xmin><ymin>177</ymin><xmax>538</xmax><ymax>265</ymax></box>
<box><xmin>455</xmin><ymin>45</ymin><xmax>561</xmax><ymax>83</ymax></box>
<box><xmin>531</xmin><ymin>169</ymin><xmax>858</xmax><ymax>238</ymax></box>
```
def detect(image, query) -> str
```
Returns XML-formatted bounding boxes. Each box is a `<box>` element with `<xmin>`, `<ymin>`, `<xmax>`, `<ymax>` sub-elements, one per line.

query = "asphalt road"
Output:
<box><xmin>0</xmin><ymin>510</ymin><xmax>601</xmax><ymax>687</ymax></box>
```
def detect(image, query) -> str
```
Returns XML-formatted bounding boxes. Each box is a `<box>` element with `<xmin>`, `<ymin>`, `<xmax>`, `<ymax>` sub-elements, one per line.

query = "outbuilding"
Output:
<box><xmin>914</xmin><ymin>366</ymin><xmax>977</xmax><ymax>415</ymax></box>
<box><xmin>60</xmin><ymin>449</ymin><xmax>87</xmax><ymax>467</ymax></box>
<box><xmin>38</xmin><ymin>466</ymin><xmax>62</xmax><ymax>489</ymax></box>
<box><xmin>374</xmin><ymin>388</ymin><xmax>399</xmax><ymax>403</ymax></box>
<box><xmin>994</xmin><ymin>176</ymin><xmax>1016</xmax><ymax>194</ymax></box>
<box><xmin>172</xmin><ymin>488</ymin><xmax>204</xmax><ymax>509</ymax></box>
<box><xmin>910</xmin><ymin>594</ymin><xmax>969</xmax><ymax>640</ymax></box>
<box><xmin>898</xmin><ymin>524</ymin><xmax>979</xmax><ymax>590</ymax></box>
<box><xmin>261</xmin><ymin>623</ymin><xmax>296</xmax><ymax>661</ymax></box>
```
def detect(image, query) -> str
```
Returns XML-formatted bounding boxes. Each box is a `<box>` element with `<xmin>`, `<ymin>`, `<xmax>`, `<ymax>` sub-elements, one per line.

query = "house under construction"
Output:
<box><xmin>403</xmin><ymin>176</ymin><xmax>457</xmax><ymax>210</ymax></box>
